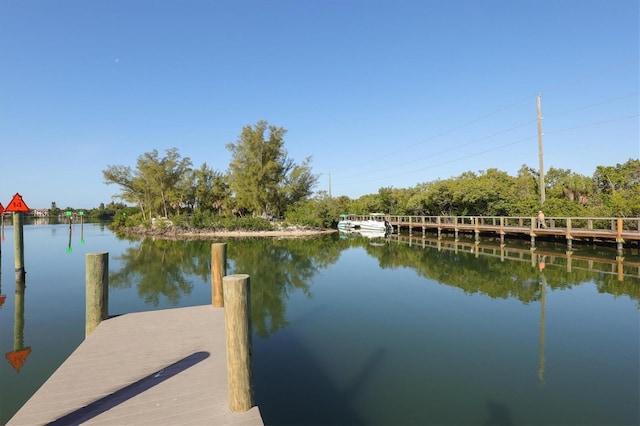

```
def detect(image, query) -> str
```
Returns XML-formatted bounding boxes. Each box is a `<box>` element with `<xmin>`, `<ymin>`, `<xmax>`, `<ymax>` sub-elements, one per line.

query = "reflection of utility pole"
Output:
<box><xmin>537</xmin><ymin>94</ymin><xmax>546</xmax><ymax>205</ymax></box>
<box><xmin>538</xmin><ymin>271</ymin><xmax>547</xmax><ymax>385</ymax></box>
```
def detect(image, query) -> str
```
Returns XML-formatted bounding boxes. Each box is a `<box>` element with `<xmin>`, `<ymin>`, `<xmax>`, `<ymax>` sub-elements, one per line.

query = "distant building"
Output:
<box><xmin>32</xmin><ymin>209</ymin><xmax>50</xmax><ymax>217</ymax></box>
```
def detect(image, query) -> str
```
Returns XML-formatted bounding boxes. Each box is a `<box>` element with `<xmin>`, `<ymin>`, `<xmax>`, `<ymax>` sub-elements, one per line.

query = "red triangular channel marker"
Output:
<box><xmin>5</xmin><ymin>193</ymin><xmax>30</xmax><ymax>213</ymax></box>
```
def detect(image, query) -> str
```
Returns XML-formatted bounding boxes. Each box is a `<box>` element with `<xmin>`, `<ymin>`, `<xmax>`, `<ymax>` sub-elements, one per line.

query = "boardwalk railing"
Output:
<box><xmin>342</xmin><ymin>215</ymin><xmax>640</xmax><ymax>253</ymax></box>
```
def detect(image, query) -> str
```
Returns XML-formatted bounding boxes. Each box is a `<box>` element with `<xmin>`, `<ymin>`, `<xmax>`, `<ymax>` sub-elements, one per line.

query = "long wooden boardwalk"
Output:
<box><xmin>7</xmin><ymin>305</ymin><xmax>263</xmax><ymax>425</ymax></box>
<box><xmin>347</xmin><ymin>214</ymin><xmax>640</xmax><ymax>251</ymax></box>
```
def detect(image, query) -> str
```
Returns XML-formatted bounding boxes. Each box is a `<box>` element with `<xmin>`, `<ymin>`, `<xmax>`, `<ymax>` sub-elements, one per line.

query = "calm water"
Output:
<box><xmin>1</xmin><ymin>223</ymin><xmax>638</xmax><ymax>425</ymax></box>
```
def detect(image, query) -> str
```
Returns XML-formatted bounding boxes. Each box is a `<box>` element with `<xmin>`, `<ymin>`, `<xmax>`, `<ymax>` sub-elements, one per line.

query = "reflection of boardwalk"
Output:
<box><xmin>8</xmin><ymin>306</ymin><xmax>263</xmax><ymax>425</ymax></box>
<box><xmin>393</xmin><ymin>235</ymin><xmax>640</xmax><ymax>280</ymax></box>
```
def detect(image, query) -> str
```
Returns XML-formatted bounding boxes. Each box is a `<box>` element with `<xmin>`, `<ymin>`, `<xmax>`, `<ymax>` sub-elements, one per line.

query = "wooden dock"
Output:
<box><xmin>7</xmin><ymin>305</ymin><xmax>263</xmax><ymax>425</ymax></box>
<box><xmin>346</xmin><ymin>214</ymin><xmax>640</xmax><ymax>251</ymax></box>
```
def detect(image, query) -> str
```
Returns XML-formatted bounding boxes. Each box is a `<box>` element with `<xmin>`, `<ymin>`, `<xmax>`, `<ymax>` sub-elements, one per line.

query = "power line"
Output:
<box><xmin>545</xmin><ymin>114</ymin><xmax>639</xmax><ymax>135</ymax></box>
<box><xmin>336</xmin><ymin>94</ymin><xmax>536</xmax><ymax>172</ymax></box>
<box><xmin>338</xmin><ymin>118</ymin><xmax>536</xmax><ymax>180</ymax></box>
<box><xmin>337</xmin><ymin>113</ymin><xmax>638</xmax><ymax>189</ymax></box>
<box><xmin>328</xmin><ymin>62</ymin><xmax>639</xmax><ymax>194</ymax></box>
<box><xmin>333</xmin><ymin>92</ymin><xmax>638</xmax><ymax>183</ymax></box>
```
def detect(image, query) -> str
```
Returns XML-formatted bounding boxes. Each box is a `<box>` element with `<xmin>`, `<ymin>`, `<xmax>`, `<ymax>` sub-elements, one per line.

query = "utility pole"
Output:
<box><xmin>328</xmin><ymin>173</ymin><xmax>332</xmax><ymax>198</ymax></box>
<box><xmin>537</xmin><ymin>94</ymin><xmax>546</xmax><ymax>205</ymax></box>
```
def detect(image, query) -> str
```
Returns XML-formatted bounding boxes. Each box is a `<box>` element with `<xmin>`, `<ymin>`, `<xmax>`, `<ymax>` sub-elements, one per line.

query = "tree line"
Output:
<box><xmin>101</xmin><ymin>120</ymin><xmax>639</xmax><ymax>229</ymax></box>
<box><xmin>102</xmin><ymin>121</ymin><xmax>318</xmax><ymax>227</ymax></box>
<box><xmin>301</xmin><ymin>159</ymin><xmax>639</xmax><ymax>228</ymax></box>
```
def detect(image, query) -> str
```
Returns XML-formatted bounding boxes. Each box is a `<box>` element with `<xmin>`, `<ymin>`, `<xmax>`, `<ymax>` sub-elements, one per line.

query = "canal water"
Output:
<box><xmin>0</xmin><ymin>222</ymin><xmax>638</xmax><ymax>425</ymax></box>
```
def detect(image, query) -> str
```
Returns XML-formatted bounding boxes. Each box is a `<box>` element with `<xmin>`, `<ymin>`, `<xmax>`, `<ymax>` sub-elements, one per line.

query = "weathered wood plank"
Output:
<box><xmin>7</xmin><ymin>305</ymin><xmax>263</xmax><ymax>426</ymax></box>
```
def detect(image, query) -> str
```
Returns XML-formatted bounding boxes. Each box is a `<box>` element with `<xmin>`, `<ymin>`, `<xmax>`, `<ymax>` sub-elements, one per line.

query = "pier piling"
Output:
<box><xmin>13</xmin><ymin>213</ymin><xmax>25</xmax><ymax>282</ymax></box>
<box><xmin>211</xmin><ymin>243</ymin><xmax>227</xmax><ymax>308</ymax></box>
<box><xmin>223</xmin><ymin>274</ymin><xmax>254</xmax><ymax>412</ymax></box>
<box><xmin>85</xmin><ymin>252</ymin><xmax>109</xmax><ymax>337</ymax></box>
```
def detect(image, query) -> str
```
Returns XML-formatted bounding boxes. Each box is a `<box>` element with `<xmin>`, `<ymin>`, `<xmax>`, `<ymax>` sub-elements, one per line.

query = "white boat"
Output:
<box><xmin>359</xmin><ymin>213</ymin><xmax>393</xmax><ymax>233</ymax></box>
<box><xmin>337</xmin><ymin>214</ymin><xmax>361</xmax><ymax>230</ymax></box>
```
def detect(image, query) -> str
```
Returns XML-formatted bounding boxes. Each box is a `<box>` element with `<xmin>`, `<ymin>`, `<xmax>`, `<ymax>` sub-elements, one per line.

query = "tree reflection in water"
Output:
<box><xmin>109</xmin><ymin>233</ymin><xmax>639</xmax><ymax>339</ymax></box>
<box><xmin>109</xmin><ymin>235</ymin><xmax>345</xmax><ymax>337</ymax></box>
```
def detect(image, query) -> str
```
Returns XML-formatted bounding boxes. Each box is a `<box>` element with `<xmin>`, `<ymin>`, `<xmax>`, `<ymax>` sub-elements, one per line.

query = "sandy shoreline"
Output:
<box><xmin>120</xmin><ymin>226</ymin><xmax>338</xmax><ymax>239</ymax></box>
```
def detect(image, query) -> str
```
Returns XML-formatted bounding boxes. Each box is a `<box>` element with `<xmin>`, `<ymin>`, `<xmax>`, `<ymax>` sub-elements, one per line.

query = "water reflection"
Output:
<box><xmin>67</xmin><ymin>224</ymin><xmax>73</xmax><ymax>253</ymax></box>
<box><xmin>108</xmin><ymin>236</ymin><xmax>345</xmax><ymax>336</ymax></box>
<box><xmin>483</xmin><ymin>400</ymin><xmax>514</xmax><ymax>426</ymax></box>
<box><xmin>109</xmin><ymin>238</ymin><xmax>204</xmax><ymax>306</ymax></box>
<box><xmin>386</xmin><ymin>234</ymin><xmax>640</xmax><ymax>303</ymax></box>
<box><xmin>538</xmin><ymin>269</ymin><xmax>547</xmax><ymax>385</ymax></box>
<box><xmin>1</xmin><ymin>225</ymin><xmax>638</xmax><ymax>425</ymax></box>
<box><xmin>5</xmin><ymin>280</ymin><xmax>31</xmax><ymax>373</ymax></box>
<box><xmin>104</xmin><ymin>233</ymin><xmax>640</xmax><ymax>322</ymax></box>
<box><xmin>0</xmin><ymin>252</ymin><xmax>5</xmax><ymax>309</ymax></box>
<box><xmin>227</xmin><ymin>238</ymin><xmax>342</xmax><ymax>337</ymax></box>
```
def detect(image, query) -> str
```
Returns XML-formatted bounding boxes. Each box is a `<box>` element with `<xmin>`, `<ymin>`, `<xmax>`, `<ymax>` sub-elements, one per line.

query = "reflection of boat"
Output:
<box><xmin>359</xmin><ymin>213</ymin><xmax>393</xmax><ymax>233</ymax></box>
<box><xmin>357</xmin><ymin>229</ymin><xmax>388</xmax><ymax>239</ymax></box>
<box><xmin>337</xmin><ymin>214</ymin><xmax>361</xmax><ymax>230</ymax></box>
<box><xmin>339</xmin><ymin>228</ymin><xmax>389</xmax><ymax>241</ymax></box>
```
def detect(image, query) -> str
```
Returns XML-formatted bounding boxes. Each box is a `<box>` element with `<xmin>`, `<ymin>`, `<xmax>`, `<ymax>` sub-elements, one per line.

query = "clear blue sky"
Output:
<box><xmin>1</xmin><ymin>0</ymin><xmax>638</xmax><ymax>209</ymax></box>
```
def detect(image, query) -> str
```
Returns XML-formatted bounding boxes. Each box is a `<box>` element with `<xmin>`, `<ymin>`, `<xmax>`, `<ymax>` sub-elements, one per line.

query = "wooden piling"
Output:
<box><xmin>566</xmin><ymin>218</ymin><xmax>573</xmax><ymax>251</ymax></box>
<box><xmin>85</xmin><ymin>252</ymin><xmax>109</xmax><ymax>337</ymax></box>
<box><xmin>474</xmin><ymin>217</ymin><xmax>480</xmax><ymax>242</ymax></box>
<box><xmin>13</xmin><ymin>212</ymin><xmax>25</xmax><ymax>282</ymax></box>
<box><xmin>616</xmin><ymin>218</ymin><xmax>624</xmax><ymax>256</ymax></box>
<box><xmin>454</xmin><ymin>216</ymin><xmax>459</xmax><ymax>241</ymax></box>
<box><xmin>211</xmin><ymin>243</ymin><xmax>227</xmax><ymax>308</ymax></box>
<box><xmin>223</xmin><ymin>274</ymin><xmax>254</xmax><ymax>412</ymax></box>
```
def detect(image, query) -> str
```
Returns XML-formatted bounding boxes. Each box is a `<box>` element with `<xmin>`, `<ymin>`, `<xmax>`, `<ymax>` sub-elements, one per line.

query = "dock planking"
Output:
<box><xmin>7</xmin><ymin>305</ymin><xmax>263</xmax><ymax>425</ymax></box>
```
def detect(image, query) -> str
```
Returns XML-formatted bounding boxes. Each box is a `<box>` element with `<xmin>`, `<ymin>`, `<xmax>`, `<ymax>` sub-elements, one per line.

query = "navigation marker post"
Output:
<box><xmin>5</xmin><ymin>193</ymin><xmax>30</xmax><ymax>282</ymax></box>
<box><xmin>79</xmin><ymin>211</ymin><xmax>85</xmax><ymax>244</ymax></box>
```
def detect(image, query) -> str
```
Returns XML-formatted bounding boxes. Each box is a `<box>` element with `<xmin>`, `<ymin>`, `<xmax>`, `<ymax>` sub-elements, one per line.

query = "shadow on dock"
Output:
<box><xmin>47</xmin><ymin>351</ymin><xmax>209</xmax><ymax>426</ymax></box>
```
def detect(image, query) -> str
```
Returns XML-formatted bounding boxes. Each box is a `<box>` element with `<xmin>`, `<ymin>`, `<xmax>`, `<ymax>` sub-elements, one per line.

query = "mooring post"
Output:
<box><xmin>454</xmin><ymin>216</ymin><xmax>459</xmax><ymax>241</ymax></box>
<box><xmin>474</xmin><ymin>217</ymin><xmax>480</xmax><ymax>242</ymax></box>
<box><xmin>85</xmin><ymin>252</ymin><xmax>109</xmax><ymax>337</ymax></box>
<box><xmin>223</xmin><ymin>274</ymin><xmax>254</xmax><ymax>412</ymax></box>
<box><xmin>566</xmin><ymin>218</ymin><xmax>573</xmax><ymax>251</ymax></box>
<box><xmin>530</xmin><ymin>217</ymin><xmax>536</xmax><ymax>248</ymax></box>
<box><xmin>211</xmin><ymin>243</ymin><xmax>227</xmax><ymax>308</ymax></box>
<box><xmin>616</xmin><ymin>218</ymin><xmax>624</xmax><ymax>256</ymax></box>
<box><xmin>13</xmin><ymin>212</ymin><xmax>25</xmax><ymax>283</ymax></box>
